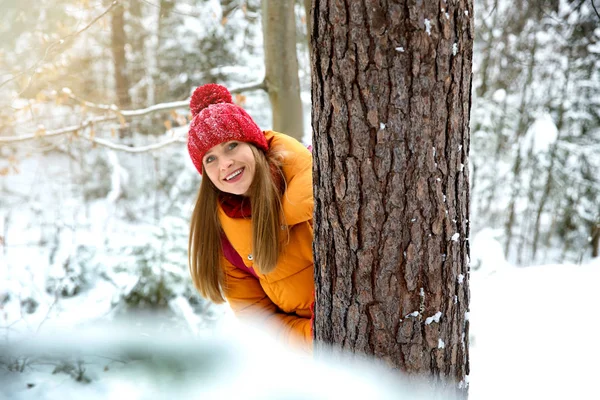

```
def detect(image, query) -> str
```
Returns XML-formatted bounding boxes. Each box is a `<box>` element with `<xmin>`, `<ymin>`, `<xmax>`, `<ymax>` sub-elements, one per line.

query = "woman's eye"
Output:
<box><xmin>205</xmin><ymin>155</ymin><xmax>215</xmax><ymax>164</ymax></box>
<box><xmin>227</xmin><ymin>142</ymin><xmax>238</xmax><ymax>151</ymax></box>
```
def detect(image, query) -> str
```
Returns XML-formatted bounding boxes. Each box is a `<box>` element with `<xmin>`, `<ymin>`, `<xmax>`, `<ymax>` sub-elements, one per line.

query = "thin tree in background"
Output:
<box><xmin>311</xmin><ymin>0</ymin><xmax>473</xmax><ymax>396</ymax></box>
<box><xmin>111</xmin><ymin>2</ymin><xmax>132</xmax><ymax>108</ymax></box>
<box><xmin>503</xmin><ymin>10</ymin><xmax>538</xmax><ymax>262</ymax></box>
<box><xmin>262</xmin><ymin>0</ymin><xmax>304</xmax><ymax>140</ymax></box>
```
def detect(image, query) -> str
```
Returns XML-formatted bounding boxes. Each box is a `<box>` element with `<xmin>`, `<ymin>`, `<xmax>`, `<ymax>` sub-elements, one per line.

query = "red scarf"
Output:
<box><xmin>219</xmin><ymin>193</ymin><xmax>252</xmax><ymax>218</ymax></box>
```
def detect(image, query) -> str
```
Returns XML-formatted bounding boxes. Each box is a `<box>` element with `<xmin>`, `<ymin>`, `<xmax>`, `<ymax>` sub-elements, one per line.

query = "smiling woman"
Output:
<box><xmin>202</xmin><ymin>141</ymin><xmax>256</xmax><ymax>196</ymax></box>
<box><xmin>186</xmin><ymin>84</ymin><xmax>314</xmax><ymax>353</ymax></box>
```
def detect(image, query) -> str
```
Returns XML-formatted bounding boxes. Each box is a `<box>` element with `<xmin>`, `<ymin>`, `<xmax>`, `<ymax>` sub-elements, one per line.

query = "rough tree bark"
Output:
<box><xmin>311</xmin><ymin>0</ymin><xmax>473</xmax><ymax>395</ymax></box>
<box><xmin>111</xmin><ymin>2</ymin><xmax>132</xmax><ymax>108</ymax></box>
<box><xmin>262</xmin><ymin>0</ymin><xmax>304</xmax><ymax>141</ymax></box>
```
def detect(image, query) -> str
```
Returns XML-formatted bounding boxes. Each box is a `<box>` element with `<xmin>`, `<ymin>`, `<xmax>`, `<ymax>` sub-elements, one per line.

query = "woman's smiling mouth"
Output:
<box><xmin>224</xmin><ymin>168</ymin><xmax>244</xmax><ymax>182</ymax></box>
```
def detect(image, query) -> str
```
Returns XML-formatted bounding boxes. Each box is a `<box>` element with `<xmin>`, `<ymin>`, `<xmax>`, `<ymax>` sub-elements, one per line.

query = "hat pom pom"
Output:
<box><xmin>190</xmin><ymin>84</ymin><xmax>233</xmax><ymax>117</ymax></box>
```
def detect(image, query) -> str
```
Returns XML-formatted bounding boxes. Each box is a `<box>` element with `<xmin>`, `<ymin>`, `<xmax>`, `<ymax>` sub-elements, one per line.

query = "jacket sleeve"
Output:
<box><xmin>221</xmin><ymin>257</ymin><xmax>312</xmax><ymax>352</ymax></box>
<box><xmin>267</xmin><ymin>132</ymin><xmax>313</xmax><ymax>225</ymax></box>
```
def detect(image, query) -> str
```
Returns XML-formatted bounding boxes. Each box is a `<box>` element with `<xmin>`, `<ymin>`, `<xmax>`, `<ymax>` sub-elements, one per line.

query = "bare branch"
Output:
<box><xmin>35</xmin><ymin>298</ymin><xmax>58</xmax><ymax>335</ymax></box>
<box><xmin>592</xmin><ymin>0</ymin><xmax>600</xmax><ymax>21</ymax></box>
<box><xmin>229</xmin><ymin>80</ymin><xmax>267</xmax><ymax>94</ymax></box>
<box><xmin>0</xmin><ymin>1</ymin><xmax>120</xmax><ymax>91</ymax></box>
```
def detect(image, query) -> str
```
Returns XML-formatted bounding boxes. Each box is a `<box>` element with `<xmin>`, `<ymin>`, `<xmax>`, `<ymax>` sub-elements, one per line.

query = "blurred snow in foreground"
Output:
<box><xmin>0</xmin><ymin>319</ymin><xmax>437</xmax><ymax>400</ymax></box>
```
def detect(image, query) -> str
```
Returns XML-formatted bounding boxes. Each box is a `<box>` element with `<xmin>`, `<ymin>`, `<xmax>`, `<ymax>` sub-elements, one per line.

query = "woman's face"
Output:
<box><xmin>203</xmin><ymin>141</ymin><xmax>256</xmax><ymax>196</ymax></box>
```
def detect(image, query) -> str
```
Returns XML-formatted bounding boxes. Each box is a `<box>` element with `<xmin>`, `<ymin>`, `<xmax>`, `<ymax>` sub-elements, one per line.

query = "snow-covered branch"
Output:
<box><xmin>1</xmin><ymin>82</ymin><xmax>264</xmax><ymax>146</ymax></box>
<box><xmin>62</xmin><ymin>89</ymin><xmax>127</xmax><ymax>113</ymax></box>
<box><xmin>80</xmin><ymin>135</ymin><xmax>186</xmax><ymax>153</ymax></box>
<box><xmin>63</xmin><ymin>79</ymin><xmax>264</xmax><ymax>115</ymax></box>
<box><xmin>0</xmin><ymin>117</ymin><xmax>114</xmax><ymax>144</ymax></box>
<box><xmin>0</xmin><ymin>114</ymin><xmax>185</xmax><ymax>153</ymax></box>
<box><xmin>121</xmin><ymin>100</ymin><xmax>189</xmax><ymax>117</ymax></box>
<box><xmin>0</xmin><ymin>102</ymin><xmax>188</xmax><ymax>145</ymax></box>
<box><xmin>63</xmin><ymin>89</ymin><xmax>190</xmax><ymax>118</ymax></box>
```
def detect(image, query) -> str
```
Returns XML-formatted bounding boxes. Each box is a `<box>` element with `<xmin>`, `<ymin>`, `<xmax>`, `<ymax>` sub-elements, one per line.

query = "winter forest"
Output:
<box><xmin>1</xmin><ymin>0</ymin><xmax>599</xmax><ymax>399</ymax></box>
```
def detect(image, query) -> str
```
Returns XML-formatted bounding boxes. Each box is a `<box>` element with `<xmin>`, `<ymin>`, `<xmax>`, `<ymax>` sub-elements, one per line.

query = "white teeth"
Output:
<box><xmin>225</xmin><ymin>168</ymin><xmax>243</xmax><ymax>181</ymax></box>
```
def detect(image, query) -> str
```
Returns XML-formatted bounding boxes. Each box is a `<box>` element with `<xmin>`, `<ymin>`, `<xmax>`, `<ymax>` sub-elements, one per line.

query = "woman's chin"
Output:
<box><xmin>223</xmin><ymin>185</ymin><xmax>250</xmax><ymax>197</ymax></box>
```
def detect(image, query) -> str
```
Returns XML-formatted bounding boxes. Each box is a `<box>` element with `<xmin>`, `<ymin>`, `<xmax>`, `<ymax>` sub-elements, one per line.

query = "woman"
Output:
<box><xmin>187</xmin><ymin>83</ymin><xmax>314</xmax><ymax>352</ymax></box>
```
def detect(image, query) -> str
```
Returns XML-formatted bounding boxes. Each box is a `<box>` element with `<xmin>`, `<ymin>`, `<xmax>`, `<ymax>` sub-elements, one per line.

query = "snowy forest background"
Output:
<box><xmin>1</xmin><ymin>0</ymin><xmax>599</xmax><ymax>398</ymax></box>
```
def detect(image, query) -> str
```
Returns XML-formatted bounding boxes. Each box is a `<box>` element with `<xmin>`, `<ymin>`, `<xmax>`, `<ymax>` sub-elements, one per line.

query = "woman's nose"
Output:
<box><xmin>219</xmin><ymin>157</ymin><xmax>233</xmax><ymax>170</ymax></box>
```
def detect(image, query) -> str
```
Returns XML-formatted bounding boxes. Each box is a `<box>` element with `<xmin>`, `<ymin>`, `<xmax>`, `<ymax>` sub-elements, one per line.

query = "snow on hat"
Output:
<box><xmin>187</xmin><ymin>83</ymin><xmax>267</xmax><ymax>175</ymax></box>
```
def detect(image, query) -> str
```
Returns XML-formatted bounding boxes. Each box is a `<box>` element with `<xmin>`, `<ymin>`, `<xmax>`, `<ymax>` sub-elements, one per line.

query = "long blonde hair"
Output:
<box><xmin>188</xmin><ymin>145</ymin><xmax>285</xmax><ymax>303</ymax></box>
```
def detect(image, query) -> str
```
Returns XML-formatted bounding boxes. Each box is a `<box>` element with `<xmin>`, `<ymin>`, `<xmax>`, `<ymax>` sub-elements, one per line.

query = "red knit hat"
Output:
<box><xmin>187</xmin><ymin>83</ymin><xmax>268</xmax><ymax>175</ymax></box>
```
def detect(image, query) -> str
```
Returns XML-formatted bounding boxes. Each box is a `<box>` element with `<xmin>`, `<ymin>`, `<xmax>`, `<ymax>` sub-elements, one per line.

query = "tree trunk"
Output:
<box><xmin>303</xmin><ymin>0</ymin><xmax>313</xmax><ymax>59</ymax></box>
<box><xmin>111</xmin><ymin>2</ymin><xmax>132</xmax><ymax>108</ymax></box>
<box><xmin>154</xmin><ymin>0</ymin><xmax>173</xmax><ymax>104</ymax></box>
<box><xmin>475</xmin><ymin>0</ymin><xmax>499</xmax><ymax>98</ymax></box>
<box><xmin>592</xmin><ymin>223</ymin><xmax>600</xmax><ymax>258</ymax></box>
<box><xmin>262</xmin><ymin>0</ymin><xmax>304</xmax><ymax>141</ymax></box>
<box><xmin>503</xmin><ymin>33</ymin><xmax>537</xmax><ymax>259</ymax></box>
<box><xmin>481</xmin><ymin>96</ymin><xmax>508</xmax><ymax>218</ymax></box>
<box><xmin>531</xmin><ymin>58</ymin><xmax>569</xmax><ymax>260</ymax></box>
<box><xmin>311</xmin><ymin>0</ymin><xmax>472</xmax><ymax>395</ymax></box>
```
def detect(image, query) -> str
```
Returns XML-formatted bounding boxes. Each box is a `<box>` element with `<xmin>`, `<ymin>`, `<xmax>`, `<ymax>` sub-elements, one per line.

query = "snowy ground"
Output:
<box><xmin>2</xmin><ymin>231</ymin><xmax>599</xmax><ymax>399</ymax></box>
<box><xmin>469</xmin><ymin>257</ymin><xmax>600</xmax><ymax>399</ymax></box>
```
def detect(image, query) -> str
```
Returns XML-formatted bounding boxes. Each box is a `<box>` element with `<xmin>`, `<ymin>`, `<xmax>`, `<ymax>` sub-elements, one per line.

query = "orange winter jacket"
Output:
<box><xmin>218</xmin><ymin>131</ymin><xmax>314</xmax><ymax>352</ymax></box>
